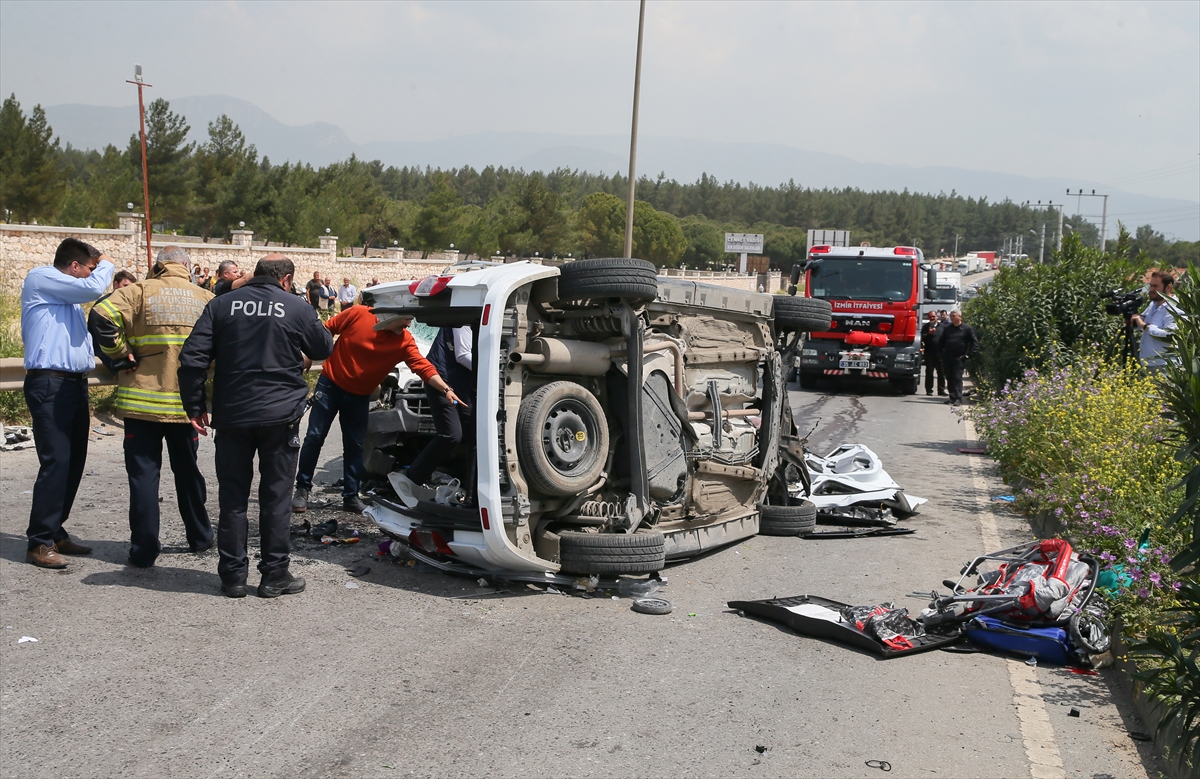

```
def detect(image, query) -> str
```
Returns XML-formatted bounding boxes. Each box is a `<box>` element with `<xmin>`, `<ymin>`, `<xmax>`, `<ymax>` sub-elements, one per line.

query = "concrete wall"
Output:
<box><xmin>0</xmin><ymin>218</ymin><xmax>455</xmax><ymax>296</ymax></box>
<box><xmin>2</xmin><ymin>215</ymin><xmax>782</xmax><ymax>297</ymax></box>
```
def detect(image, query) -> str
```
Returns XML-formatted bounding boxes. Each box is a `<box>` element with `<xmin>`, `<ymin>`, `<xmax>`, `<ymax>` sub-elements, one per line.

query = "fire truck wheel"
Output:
<box><xmin>559</xmin><ymin>530</ymin><xmax>666</xmax><ymax>574</ymax></box>
<box><xmin>773</xmin><ymin>296</ymin><xmax>832</xmax><ymax>332</ymax></box>
<box><xmin>798</xmin><ymin>371</ymin><xmax>820</xmax><ymax>390</ymax></box>
<box><xmin>892</xmin><ymin>376</ymin><xmax>920</xmax><ymax>395</ymax></box>
<box><xmin>758</xmin><ymin>501</ymin><xmax>817</xmax><ymax>536</ymax></box>
<box><xmin>517</xmin><ymin>381</ymin><xmax>610</xmax><ymax>497</ymax></box>
<box><xmin>556</xmin><ymin>258</ymin><xmax>659</xmax><ymax>303</ymax></box>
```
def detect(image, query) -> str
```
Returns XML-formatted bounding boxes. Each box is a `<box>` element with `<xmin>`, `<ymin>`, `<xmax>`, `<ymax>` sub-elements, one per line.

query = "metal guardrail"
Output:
<box><xmin>0</xmin><ymin>357</ymin><xmax>323</xmax><ymax>392</ymax></box>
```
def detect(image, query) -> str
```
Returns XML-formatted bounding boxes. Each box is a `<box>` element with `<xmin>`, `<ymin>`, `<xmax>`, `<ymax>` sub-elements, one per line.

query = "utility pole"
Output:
<box><xmin>1067</xmin><ymin>189</ymin><xmax>1109</xmax><ymax>253</ymax></box>
<box><xmin>127</xmin><ymin>65</ymin><xmax>153</xmax><ymax>274</ymax></box>
<box><xmin>623</xmin><ymin>0</ymin><xmax>646</xmax><ymax>260</ymax></box>
<box><xmin>953</xmin><ymin>233</ymin><xmax>960</xmax><ymax>259</ymax></box>
<box><xmin>1038</xmin><ymin>223</ymin><xmax>1046</xmax><ymax>263</ymax></box>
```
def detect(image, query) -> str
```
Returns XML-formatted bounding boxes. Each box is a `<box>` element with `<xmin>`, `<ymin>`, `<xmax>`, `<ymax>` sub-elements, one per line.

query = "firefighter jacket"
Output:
<box><xmin>178</xmin><ymin>275</ymin><xmax>333</xmax><ymax>429</ymax></box>
<box><xmin>91</xmin><ymin>261</ymin><xmax>212</xmax><ymax>422</ymax></box>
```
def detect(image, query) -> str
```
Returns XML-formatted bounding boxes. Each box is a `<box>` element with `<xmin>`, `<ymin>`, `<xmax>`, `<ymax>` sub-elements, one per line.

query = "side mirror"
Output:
<box><xmin>925</xmin><ymin>267</ymin><xmax>938</xmax><ymax>301</ymax></box>
<box><xmin>789</xmin><ymin>263</ymin><xmax>804</xmax><ymax>287</ymax></box>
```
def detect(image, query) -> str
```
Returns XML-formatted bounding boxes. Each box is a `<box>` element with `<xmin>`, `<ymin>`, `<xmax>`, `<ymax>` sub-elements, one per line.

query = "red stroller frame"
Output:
<box><xmin>916</xmin><ymin>539</ymin><xmax>1099</xmax><ymax>629</ymax></box>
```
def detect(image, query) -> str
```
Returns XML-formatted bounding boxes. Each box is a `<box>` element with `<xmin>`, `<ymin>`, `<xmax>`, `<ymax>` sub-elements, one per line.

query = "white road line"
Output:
<box><xmin>963</xmin><ymin>417</ymin><xmax>1065</xmax><ymax>779</ymax></box>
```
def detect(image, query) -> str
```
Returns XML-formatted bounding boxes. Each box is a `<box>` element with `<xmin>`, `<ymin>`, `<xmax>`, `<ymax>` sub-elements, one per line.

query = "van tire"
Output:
<box><xmin>517</xmin><ymin>382</ymin><xmax>610</xmax><ymax>497</ymax></box>
<box><xmin>773</xmin><ymin>296</ymin><xmax>832</xmax><ymax>332</ymax></box>
<box><xmin>559</xmin><ymin>530</ymin><xmax>666</xmax><ymax>574</ymax></box>
<box><xmin>556</xmin><ymin>258</ymin><xmax>659</xmax><ymax>302</ymax></box>
<box><xmin>759</xmin><ymin>501</ymin><xmax>817</xmax><ymax>537</ymax></box>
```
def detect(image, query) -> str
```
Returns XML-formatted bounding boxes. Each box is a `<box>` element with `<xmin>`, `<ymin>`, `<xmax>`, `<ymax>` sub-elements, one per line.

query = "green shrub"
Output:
<box><xmin>968</xmin><ymin>357</ymin><xmax>1187</xmax><ymax>633</ymax></box>
<box><xmin>963</xmin><ymin>230</ymin><xmax>1150</xmax><ymax>393</ymax></box>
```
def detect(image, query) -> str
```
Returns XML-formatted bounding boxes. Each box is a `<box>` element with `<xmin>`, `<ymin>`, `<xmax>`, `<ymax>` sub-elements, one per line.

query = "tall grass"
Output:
<box><xmin>0</xmin><ymin>295</ymin><xmax>30</xmax><ymax>424</ymax></box>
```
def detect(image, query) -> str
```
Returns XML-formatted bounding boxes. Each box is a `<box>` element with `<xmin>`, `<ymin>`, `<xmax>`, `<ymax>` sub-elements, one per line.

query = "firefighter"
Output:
<box><xmin>91</xmin><ymin>246</ymin><xmax>214</xmax><ymax>567</ymax></box>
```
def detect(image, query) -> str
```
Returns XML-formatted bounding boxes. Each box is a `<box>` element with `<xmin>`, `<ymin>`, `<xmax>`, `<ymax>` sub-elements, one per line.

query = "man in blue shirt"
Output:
<box><xmin>1131</xmin><ymin>270</ymin><xmax>1178</xmax><ymax>370</ymax></box>
<box><xmin>21</xmin><ymin>238</ymin><xmax>114</xmax><ymax>569</ymax></box>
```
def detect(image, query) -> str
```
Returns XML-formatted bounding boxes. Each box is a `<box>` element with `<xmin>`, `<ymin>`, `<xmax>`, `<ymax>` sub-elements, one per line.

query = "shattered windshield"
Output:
<box><xmin>808</xmin><ymin>259</ymin><xmax>915</xmax><ymax>302</ymax></box>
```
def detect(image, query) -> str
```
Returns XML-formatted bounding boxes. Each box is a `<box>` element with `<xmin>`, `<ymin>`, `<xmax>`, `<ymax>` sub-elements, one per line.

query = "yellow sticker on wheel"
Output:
<box><xmin>575</xmin><ymin>431</ymin><xmax>586</xmax><ymax>441</ymax></box>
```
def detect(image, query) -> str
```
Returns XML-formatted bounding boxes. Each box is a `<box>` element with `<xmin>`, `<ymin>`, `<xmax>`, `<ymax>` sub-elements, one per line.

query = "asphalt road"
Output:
<box><xmin>1</xmin><ymin>380</ymin><xmax>1161</xmax><ymax>778</ymax></box>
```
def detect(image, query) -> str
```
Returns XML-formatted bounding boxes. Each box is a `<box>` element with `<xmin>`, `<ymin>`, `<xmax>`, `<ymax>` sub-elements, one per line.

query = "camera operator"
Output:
<box><xmin>1130</xmin><ymin>271</ymin><xmax>1177</xmax><ymax>370</ymax></box>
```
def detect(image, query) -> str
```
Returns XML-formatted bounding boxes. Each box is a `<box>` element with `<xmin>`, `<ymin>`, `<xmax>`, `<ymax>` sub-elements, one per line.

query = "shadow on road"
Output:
<box><xmin>80</xmin><ymin>565</ymin><xmax>224</xmax><ymax>595</ymax></box>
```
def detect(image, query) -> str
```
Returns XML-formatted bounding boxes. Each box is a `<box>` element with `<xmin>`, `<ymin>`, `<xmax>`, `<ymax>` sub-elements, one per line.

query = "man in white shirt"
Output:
<box><xmin>1131</xmin><ymin>270</ymin><xmax>1178</xmax><ymax>369</ymax></box>
<box><xmin>337</xmin><ymin>277</ymin><xmax>358</xmax><ymax>312</ymax></box>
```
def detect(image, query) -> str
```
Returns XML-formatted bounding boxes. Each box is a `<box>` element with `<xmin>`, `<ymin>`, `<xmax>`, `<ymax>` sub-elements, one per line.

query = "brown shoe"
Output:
<box><xmin>26</xmin><ymin>544</ymin><xmax>68</xmax><ymax>569</ymax></box>
<box><xmin>54</xmin><ymin>537</ymin><xmax>93</xmax><ymax>556</ymax></box>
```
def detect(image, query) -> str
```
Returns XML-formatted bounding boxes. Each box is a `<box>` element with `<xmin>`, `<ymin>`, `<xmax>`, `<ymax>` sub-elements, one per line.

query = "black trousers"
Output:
<box><xmin>406</xmin><ymin>387</ymin><xmax>473</xmax><ymax>485</ymax></box>
<box><xmin>213</xmin><ymin>422</ymin><xmax>300</xmax><ymax>584</ymax></box>
<box><xmin>24</xmin><ymin>373</ymin><xmax>89</xmax><ymax>550</ymax></box>
<box><xmin>924</xmin><ymin>355</ymin><xmax>944</xmax><ymax>394</ymax></box>
<box><xmin>123</xmin><ymin>417</ymin><xmax>212</xmax><ymax>565</ymax></box>
<box><xmin>943</xmin><ymin>355</ymin><xmax>966</xmax><ymax>403</ymax></box>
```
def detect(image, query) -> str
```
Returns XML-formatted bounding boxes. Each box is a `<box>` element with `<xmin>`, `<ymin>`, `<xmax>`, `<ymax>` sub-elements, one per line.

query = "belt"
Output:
<box><xmin>27</xmin><ymin>369</ymin><xmax>88</xmax><ymax>380</ymax></box>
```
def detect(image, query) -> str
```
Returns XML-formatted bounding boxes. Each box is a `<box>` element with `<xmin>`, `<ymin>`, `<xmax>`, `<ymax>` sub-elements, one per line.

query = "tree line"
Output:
<box><xmin>1</xmin><ymin>94</ymin><xmax>1195</xmax><ymax>269</ymax></box>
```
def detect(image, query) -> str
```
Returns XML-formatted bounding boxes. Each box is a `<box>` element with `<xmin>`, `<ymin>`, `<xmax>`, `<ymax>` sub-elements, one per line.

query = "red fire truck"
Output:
<box><xmin>791</xmin><ymin>244</ymin><xmax>939</xmax><ymax>394</ymax></box>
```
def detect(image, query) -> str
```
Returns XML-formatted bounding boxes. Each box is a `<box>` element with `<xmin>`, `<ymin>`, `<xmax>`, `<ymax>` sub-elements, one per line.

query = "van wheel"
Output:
<box><xmin>758</xmin><ymin>501</ymin><xmax>817</xmax><ymax>536</ymax></box>
<box><xmin>773</xmin><ymin>296</ymin><xmax>832</xmax><ymax>332</ymax></box>
<box><xmin>556</xmin><ymin>258</ymin><xmax>659</xmax><ymax>303</ymax></box>
<box><xmin>517</xmin><ymin>381</ymin><xmax>610</xmax><ymax>497</ymax></box>
<box><xmin>559</xmin><ymin>530</ymin><xmax>666</xmax><ymax>574</ymax></box>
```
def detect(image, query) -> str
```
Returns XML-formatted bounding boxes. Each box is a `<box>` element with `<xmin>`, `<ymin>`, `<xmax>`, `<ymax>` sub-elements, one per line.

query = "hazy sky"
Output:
<box><xmin>2</xmin><ymin>0</ymin><xmax>1197</xmax><ymax>208</ymax></box>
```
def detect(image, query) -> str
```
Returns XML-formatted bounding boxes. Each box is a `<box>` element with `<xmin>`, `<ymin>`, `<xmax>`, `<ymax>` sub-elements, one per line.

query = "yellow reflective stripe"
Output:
<box><xmin>96</xmin><ymin>299</ymin><xmax>128</xmax><ymax>354</ymax></box>
<box><xmin>129</xmin><ymin>334</ymin><xmax>189</xmax><ymax>347</ymax></box>
<box><xmin>117</xmin><ymin>386</ymin><xmax>183</xmax><ymax>402</ymax></box>
<box><xmin>116</xmin><ymin>399</ymin><xmax>188</xmax><ymax>417</ymax></box>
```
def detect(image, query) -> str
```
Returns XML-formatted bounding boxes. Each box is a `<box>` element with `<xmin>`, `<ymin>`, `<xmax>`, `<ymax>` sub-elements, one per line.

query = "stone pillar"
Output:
<box><xmin>117</xmin><ymin>212</ymin><xmax>144</xmax><ymax>232</ymax></box>
<box><xmin>319</xmin><ymin>235</ymin><xmax>338</xmax><ymax>254</ymax></box>
<box><xmin>444</xmin><ymin>250</ymin><xmax>460</xmax><ymax>264</ymax></box>
<box><xmin>230</xmin><ymin>229</ymin><xmax>254</xmax><ymax>247</ymax></box>
<box><xmin>384</xmin><ymin>247</ymin><xmax>405</xmax><ymax>261</ymax></box>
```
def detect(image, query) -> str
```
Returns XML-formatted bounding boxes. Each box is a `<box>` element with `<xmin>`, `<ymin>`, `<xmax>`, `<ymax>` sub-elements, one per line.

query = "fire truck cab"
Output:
<box><xmin>794</xmin><ymin>244</ymin><xmax>938</xmax><ymax>394</ymax></box>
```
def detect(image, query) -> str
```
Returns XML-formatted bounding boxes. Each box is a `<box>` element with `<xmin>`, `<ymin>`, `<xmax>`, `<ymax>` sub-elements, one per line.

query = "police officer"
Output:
<box><xmin>178</xmin><ymin>255</ymin><xmax>333</xmax><ymax>599</ymax></box>
<box><xmin>92</xmin><ymin>246</ymin><xmax>214</xmax><ymax>567</ymax></box>
<box><xmin>920</xmin><ymin>311</ymin><xmax>945</xmax><ymax>397</ymax></box>
<box><xmin>936</xmin><ymin>309</ymin><xmax>980</xmax><ymax>407</ymax></box>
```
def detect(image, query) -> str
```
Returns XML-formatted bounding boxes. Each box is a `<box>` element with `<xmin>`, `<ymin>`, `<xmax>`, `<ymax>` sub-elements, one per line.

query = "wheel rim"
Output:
<box><xmin>540</xmin><ymin>399</ymin><xmax>599</xmax><ymax>475</ymax></box>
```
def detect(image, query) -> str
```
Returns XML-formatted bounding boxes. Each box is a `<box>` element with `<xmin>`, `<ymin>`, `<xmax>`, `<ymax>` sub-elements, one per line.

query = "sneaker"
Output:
<box><xmin>343</xmin><ymin>495</ymin><xmax>367</xmax><ymax>514</ymax></box>
<box><xmin>221</xmin><ymin>581</ymin><xmax>247</xmax><ymax>599</ymax></box>
<box><xmin>291</xmin><ymin>487</ymin><xmax>310</xmax><ymax>513</ymax></box>
<box><xmin>258</xmin><ymin>571</ymin><xmax>306</xmax><ymax>599</ymax></box>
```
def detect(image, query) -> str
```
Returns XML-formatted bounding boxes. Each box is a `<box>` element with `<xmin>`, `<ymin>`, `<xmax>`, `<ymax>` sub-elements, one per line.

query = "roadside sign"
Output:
<box><xmin>807</xmin><ymin>229</ymin><xmax>850</xmax><ymax>254</ymax></box>
<box><xmin>725</xmin><ymin>233</ymin><xmax>764</xmax><ymax>254</ymax></box>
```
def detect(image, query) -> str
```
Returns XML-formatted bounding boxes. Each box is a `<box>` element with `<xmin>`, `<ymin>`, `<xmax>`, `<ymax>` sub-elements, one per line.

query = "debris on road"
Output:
<box><xmin>17</xmin><ymin>636</ymin><xmax>38</xmax><ymax>644</ymax></box>
<box><xmin>1068</xmin><ymin>708</ymin><xmax>1081</xmax><ymax>717</ymax></box>
<box><xmin>991</xmin><ymin>495</ymin><xmax>1015</xmax><ymax>502</ymax></box>
<box><xmin>803</xmin><ymin>444</ymin><xmax>927</xmax><ymax>511</ymax></box>
<box><xmin>631</xmin><ymin>598</ymin><xmax>673</xmax><ymax>615</ymax></box>
<box><xmin>732</xmin><ymin>539</ymin><xmax>1113</xmax><ymax>666</ymax></box>
<box><xmin>345</xmin><ymin>581</ymin><xmax>359</xmax><ymax>589</ymax></box>
<box><xmin>806</xmin><ymin>527</ymin><xmax>915</xmax><ymax>540</ymax></box>
<box><xmin>346</xmin><ymin>565</ymin><xmax>371</xmax><ymax>578</ymax></box>
<box><xmin>1</xmin><ymin>426</ymin><xmax>34</xmax><ymax>451</ymax></box>
<box><xmin>865</xmin><ymin>759</ymin><xmax>892</xmax><ymax>771</ymax></box>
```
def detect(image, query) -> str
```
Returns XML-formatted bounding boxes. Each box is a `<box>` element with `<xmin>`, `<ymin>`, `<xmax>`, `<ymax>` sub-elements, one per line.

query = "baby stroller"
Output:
<box><xmin>914</xmin><ymin>539</ymin><xmax>1111</xmax><ymax>664</ymax></box>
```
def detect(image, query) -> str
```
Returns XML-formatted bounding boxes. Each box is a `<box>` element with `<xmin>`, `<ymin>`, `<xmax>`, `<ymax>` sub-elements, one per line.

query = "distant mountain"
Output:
<box><xmin>45</xmin><ymin>95</ymin><xmax>1200</xmax><ymax>240</ymax></box>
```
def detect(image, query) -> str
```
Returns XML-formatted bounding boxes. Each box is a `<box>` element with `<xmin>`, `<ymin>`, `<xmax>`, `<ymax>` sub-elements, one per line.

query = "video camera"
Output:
<box><xmin>1100</xmin><ymin>289</ymin><xmax>1143</xmax><ymax>319</ymax></box>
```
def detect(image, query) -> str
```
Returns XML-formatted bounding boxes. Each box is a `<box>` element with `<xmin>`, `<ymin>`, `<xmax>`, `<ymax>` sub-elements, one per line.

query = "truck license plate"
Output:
<box><xmin>839</xmin><ymin>360</ymin><xmax>871</xmax><ymax>370</ymax></box>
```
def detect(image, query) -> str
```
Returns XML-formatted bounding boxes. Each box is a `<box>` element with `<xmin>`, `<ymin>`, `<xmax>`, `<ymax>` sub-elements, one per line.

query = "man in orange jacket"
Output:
<box><xmin>292</xmin><ymin>306</ymin><xmax>465</xmax><ymax>513</ymax></box>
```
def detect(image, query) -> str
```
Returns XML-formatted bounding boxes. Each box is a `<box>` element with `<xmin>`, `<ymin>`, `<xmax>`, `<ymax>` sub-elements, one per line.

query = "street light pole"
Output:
<box><xmin>126</xmin><ymin>64</ymin><xmax>153</xmax><ymax>274</ymax></box>
<box><xmin>623</xmin><ymin>0</ymin><xmax>646</xmax><ymax>260</ymax></box>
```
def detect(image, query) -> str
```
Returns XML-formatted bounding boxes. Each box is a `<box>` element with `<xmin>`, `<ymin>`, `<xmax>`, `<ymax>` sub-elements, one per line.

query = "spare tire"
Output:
<box><xmin>517</xmin><ymin>381</ymin><xmax>610</xmax><ymax>497</ymax></box>
<box><xmin>758</xmin><ymin>501</ymin><xmax>817</xmax><ymax>537</ymax></box>
<box><xmin>773</xmin><ymin>296</ymin><xmax>832</xmax><ymax>332</ymax></box>
<box><xmin>559</xmin><ymin>529</ymin><xmax>666</xmax><ymax>574</ymax></box>
<box><xmin>557</xmin><ymin>258</ymin><xmax>659</xmax><ymax>303</ymax></box>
